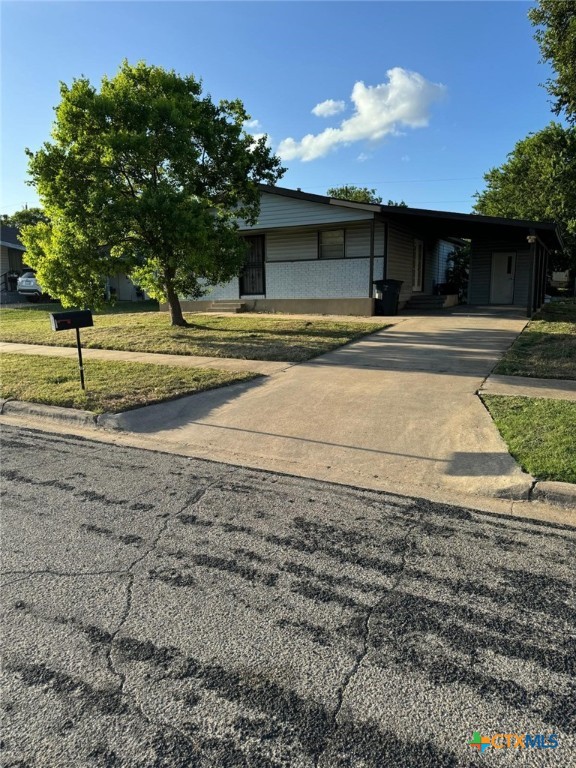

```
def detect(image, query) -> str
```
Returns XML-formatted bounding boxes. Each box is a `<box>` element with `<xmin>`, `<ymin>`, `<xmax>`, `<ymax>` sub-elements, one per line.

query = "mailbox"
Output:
<box><xmin>50</xmin><ymin>310</ymin><xmax>94</xmax><ymax>332</ymax></box>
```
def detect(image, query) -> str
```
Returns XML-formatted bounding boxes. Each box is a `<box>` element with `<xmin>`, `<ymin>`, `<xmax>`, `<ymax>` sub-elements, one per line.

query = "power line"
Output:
<box><xmin>303</xmin><ymin>177</ymin><xmax>484</xmax><ymax>188</ymax></box>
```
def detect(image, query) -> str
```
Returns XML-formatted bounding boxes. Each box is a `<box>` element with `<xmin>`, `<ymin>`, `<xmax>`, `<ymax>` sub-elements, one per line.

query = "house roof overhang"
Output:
<box><xmin>258</xmin><ymin>185</ymin><xmax>563</xmax><ymax>252</ymax></box>
<box><xmin>0</xmin><ymin>225</ymin><xmax>26</xmax><ymax>251</ymax></box>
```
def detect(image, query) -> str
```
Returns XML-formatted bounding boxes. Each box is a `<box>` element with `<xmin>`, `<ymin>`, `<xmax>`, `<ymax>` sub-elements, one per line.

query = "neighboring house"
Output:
<box><xmin>177</xmin><ymin>185</ymin><xmax>562</xmax><ymax>317</ymax></box>
<box><xmin>0</xmin><ymin>223</ymin><xmax>146</xmax><ymax>302</ymax></box>
<box><xmin>0</xmin><ymin>226</ymin><xmax>26</xmax><ymax>293</ymax></box>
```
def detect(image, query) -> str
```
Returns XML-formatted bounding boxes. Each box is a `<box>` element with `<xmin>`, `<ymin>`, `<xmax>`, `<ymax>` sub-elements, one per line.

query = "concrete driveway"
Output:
<box><xmin>109</xmin><ymin>307</ymin><xmax>531</xmax><ymax>502</ymax></box>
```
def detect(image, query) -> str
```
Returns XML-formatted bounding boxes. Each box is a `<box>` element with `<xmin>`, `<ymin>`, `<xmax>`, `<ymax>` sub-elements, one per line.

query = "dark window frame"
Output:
<box><xmin>318</xmin><ymin>228</ymin><xmax>346</xmax><ymax>260</ymax></box>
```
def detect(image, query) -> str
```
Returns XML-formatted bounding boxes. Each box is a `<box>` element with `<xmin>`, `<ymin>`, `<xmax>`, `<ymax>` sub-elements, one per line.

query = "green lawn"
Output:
<box><xmin>482</xmin><ymin>394</ymin><xmax>576</xmax><ymax>484</ymax></box>
<box><xmin>494</xmin><ymin>300</ymin><xmax>576</xmax><ymax>380</ymax></box>
<box><xmin>0</xmin><ymin>306</ymin><xmax>386</xmax><ymax>362</ymax></box>
<box><xmin>1</xmin><ymin>353</ymin><xmax>259</xmax><ymax>414</ymax></box>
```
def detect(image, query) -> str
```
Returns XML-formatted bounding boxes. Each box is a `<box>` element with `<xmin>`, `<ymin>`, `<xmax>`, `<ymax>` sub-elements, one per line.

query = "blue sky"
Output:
<box><xmin>1</xmin><ymin>1</ymin><xmax>556</xmax><ymax>215</ymax></box>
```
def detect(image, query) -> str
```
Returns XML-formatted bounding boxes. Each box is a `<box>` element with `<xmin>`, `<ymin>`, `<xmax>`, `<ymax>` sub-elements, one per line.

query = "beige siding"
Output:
<box><xmin>0</xmin><ymin>246</ymin><xmax>24</xmax><ymax>274</ymax></box>
<box><xmin>239</xmin><ymin>192</ymin><xmax>374</xmax><ymax>230</ymax></box>
<box><xmin>386</xmin><ymin>223</ymin><xmax>416</xmax><ymax>304</ymax></box>
<box><xmin>374</xmin><ymin>221</ymin><xmax>385</xmax><ymax>257</ymax></box>
<box><xmin>0</xmin><ymin>246</ymin><xmax>10</xmax><ymax>276</ymax></box>
<box><xmin>345</xmin><ymin>225</ymin><xmax>371</xmax><ymax>258</ymax></box>
<box><xmin>469</xmin><ymin>239</ymin><xmax>530</xmax><ymax>305</ymax></box>
<box><xmin>265</xmin><ymin>223</ymin><xmax>382</xmax><ymax>262</ymax></box>
<box><xmin>513</xmin><ymin>250</ymin><xmax>531</xmax><ymax>306</ymax></box>
<box><xmin>266</xmin><ymin>230</ymin><xmax>317</xmax><ymax>262</ymax></box>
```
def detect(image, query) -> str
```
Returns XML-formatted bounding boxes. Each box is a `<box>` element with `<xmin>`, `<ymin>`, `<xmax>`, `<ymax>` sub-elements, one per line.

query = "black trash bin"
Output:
<box><xmin>373</xmin><ymin>279</ymin><xmax>403</xmax><ymax>315</ymax></box>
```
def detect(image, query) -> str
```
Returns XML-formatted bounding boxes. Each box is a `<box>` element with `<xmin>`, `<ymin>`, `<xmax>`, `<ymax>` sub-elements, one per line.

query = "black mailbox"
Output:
<box><xmin>50</xmin><ymin>310</ymin><xmax>94</xmax><ymax>332</ymax></box>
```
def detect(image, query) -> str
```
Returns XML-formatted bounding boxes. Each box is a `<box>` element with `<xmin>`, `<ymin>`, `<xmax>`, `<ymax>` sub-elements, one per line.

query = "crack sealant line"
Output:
<box><xmin>316</xmin><ymin>506</ymin><xmax>426</xmax><ymax>767</ymax></box>
<box><xmin>1</xmin><ymin>568</ymin><xmax>128</xmax><ymax>588</ymax></box>
<box><xmin>103</xmin><ymin>468</ymin><xmax>240</xmax><ymax>709</ymax></box>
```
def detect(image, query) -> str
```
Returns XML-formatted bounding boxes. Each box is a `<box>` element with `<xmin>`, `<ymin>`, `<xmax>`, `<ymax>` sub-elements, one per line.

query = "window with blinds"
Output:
<box><xmin>319</xmin><ymin>229</ymin><xmax>345</xmax><ymax>259</ymax></box>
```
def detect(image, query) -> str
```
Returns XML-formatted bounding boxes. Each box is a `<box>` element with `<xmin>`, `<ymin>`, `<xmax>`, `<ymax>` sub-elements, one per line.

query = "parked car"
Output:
<box><xmin>16</xmin><ymin>269</ymin><xmax>49</xmax><ymax>302</ymax></box>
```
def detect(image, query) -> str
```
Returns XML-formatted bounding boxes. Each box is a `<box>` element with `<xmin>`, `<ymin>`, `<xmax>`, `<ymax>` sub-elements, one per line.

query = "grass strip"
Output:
<box><xmin>0</xmin><ymin>307</ymin><xmax>387</xmax><ymax>362</ymax></box>
<box><xmin>494</xmin><ymin>300</ymin><xmax>576</xmax><ymax>380</ymax></box>
<box><xmin>1</xmin><ymin>353</ymin><xmax>259</xmax><ymax>414</ymax></box>
<box><xmin>482</xmin><ymin>394</ymin><xmax>576</xmax><ymax>484</ymax></box>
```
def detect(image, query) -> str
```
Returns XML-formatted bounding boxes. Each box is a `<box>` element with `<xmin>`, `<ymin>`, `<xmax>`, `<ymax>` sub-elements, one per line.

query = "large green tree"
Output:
<box><xmin>326</xmin><ymin>186</ymin><xmax>408</xmax><ymax>207</ymax></box>
<box><xmin>1</xmin><ymin>207</ymin><xmax>49</xmax><ymax>229</ymax></box>
<box><xmin>23</xmin><ymin>61</ymin><xmax>284</xmax><ymax>325</ymax></box>
<box><xmin>529</xmin><ymin>0</ymin><xmax>576</xmax><ymax>123</ymax></box>
<box><xmin>327</xmin><ymin>185</ymin><xmax>383</xmax><ymax>204</ymax></box>
<box><xmin>473</xmin><ymin>123</ymin><xmax>576</xmax><ymax>270</ymax></box>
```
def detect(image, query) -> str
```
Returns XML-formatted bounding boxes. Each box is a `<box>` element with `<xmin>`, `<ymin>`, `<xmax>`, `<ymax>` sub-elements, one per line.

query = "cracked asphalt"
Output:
<box><xmin>1</xmin><ymin>426</ymin><xmax>575</xmax><ymax>767</ymax></box>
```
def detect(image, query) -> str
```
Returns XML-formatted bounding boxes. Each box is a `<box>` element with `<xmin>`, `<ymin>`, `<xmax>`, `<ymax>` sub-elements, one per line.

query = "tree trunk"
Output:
<box><xmin>164</xmin><ymin>277</ymin><xmax>188</xmax><ymax>327</ymax></box>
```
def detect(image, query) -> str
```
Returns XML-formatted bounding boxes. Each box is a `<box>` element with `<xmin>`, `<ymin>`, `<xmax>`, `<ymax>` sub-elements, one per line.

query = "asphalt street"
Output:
<box><xmin>1</xmin><ymin>426</ymin><xmax>574</xmax><ymax>767</ymax></box>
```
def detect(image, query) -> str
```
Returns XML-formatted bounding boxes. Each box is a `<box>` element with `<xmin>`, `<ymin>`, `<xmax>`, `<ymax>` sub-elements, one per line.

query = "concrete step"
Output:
<box><xmin>205</xmin><ymin>301</ymin><xmax>247</xmax><ymax>313</ymax></box>
<box><xmin>405</xmin><ymin>295</ymin><xmax>446</xmax><ymax>310</ymax></box>
<box><xmin>407</xmin><ymin>294</ymin><xmax>445</xmax><ymax>304</ymax></box>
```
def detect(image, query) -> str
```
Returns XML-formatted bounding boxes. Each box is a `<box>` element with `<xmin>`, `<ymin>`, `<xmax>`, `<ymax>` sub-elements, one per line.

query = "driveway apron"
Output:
<box><xmin>112</xmin><ymin>308</ymin><xmax>532</xmax><ymax>500</ymax></box>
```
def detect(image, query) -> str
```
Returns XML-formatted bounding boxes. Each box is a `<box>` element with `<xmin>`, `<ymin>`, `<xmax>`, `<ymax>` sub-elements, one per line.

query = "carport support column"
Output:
<box><xmin>368</xmin><ymin>219</ymin><xmax>375</xmax><ymax>301</ymax></box>
<box><xmin>527</xmin><ymin>233</ymin><xmax>537</xmax><ymax>317</ymax></box>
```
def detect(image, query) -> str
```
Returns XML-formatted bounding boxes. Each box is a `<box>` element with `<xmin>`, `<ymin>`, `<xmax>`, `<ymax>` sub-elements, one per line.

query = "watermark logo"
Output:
<box><xmin>468</xmin><ymin>731</ymin><xmax>559</xmax><ymax>752</ymax></box>
<box><xmin>468</xmin><ymin>732</ymin><xmax>492</xmax><ymax>753</ymax></box>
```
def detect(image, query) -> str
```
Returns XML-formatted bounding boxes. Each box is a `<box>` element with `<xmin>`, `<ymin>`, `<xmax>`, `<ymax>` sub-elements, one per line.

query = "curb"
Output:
<box><xmin>2</xmin><ymin>398</ymin><xmax>575</xmax><ymax>513</ymax></box>
<box><xmin>0</xmin><ymin>399</ymin><xmax>124</xmax><ymax>430</ymax></box>
<box><xmin>532</xmin><ymin>480</ymin><xmax>576</xmax><ymax>509</ymax></box>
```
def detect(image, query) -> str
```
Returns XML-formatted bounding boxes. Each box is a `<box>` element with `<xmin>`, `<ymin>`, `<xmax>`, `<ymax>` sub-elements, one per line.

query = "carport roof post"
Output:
<box><xmin>526</xmin><ymin>231</ymin><xmax>550</xmax><ymax>317</ymax></box>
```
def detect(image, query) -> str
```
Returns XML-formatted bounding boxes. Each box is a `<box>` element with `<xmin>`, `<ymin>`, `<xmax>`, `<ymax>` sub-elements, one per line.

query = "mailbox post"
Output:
<box><xmin>49</xmin><ymin>310</ymin><xmax>94</xmax><ymax>390</ymax></box>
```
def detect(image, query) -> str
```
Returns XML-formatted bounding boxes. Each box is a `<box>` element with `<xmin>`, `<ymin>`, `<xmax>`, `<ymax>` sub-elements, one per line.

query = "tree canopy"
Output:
<box><xmin>327</xmin><ymin>185</ymin><xmax>382</xmax><ymax>204</ymax></box>
<box><xmin>1</xmin><ymin>207</ymin><xmax>49</xmax><ymax>229</ymax></box>
<box><xmin>474</xmin><ymin>123</ymin><xmax>576</xmax><ymax>270</ymax></box>
<box><xmin>23</xmin><ymin>60</ymin><xmax>284</xmax><ymax>324</ymax></box>
<box><xmin>529</xmin><ymin>0</ymin><xmax>576</xmax><ymax>123</ymax></box>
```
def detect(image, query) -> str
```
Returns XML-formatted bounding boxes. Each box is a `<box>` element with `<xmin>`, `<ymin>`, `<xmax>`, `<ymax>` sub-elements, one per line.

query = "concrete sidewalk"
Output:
<box><xmin>0</xmin><ymin>341</ymin><xmax>293</xmax><ymax>376</ymax></box>
<box><xmin>96</xmin><ymin>309</ymin><xmax>534</xmax><ymax>501</ymax></box>
<box><xmin>480</xmin><ymin>373</ymin><xmax>576</xmax><ymax>401</ymax></box>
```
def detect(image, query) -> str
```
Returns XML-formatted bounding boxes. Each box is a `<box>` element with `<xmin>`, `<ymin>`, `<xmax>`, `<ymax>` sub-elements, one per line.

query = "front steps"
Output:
<box><xmin>205</xmin><ymin>300</ymin><xmax>247</xmax><ymax>313</ymax></box>
<box><xmin>404</xmin><ymin>294</ymin><xmax>455</xmax><ymax>311</ymax></box>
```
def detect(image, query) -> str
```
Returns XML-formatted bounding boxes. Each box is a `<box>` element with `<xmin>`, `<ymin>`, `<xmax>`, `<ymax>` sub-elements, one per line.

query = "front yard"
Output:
<box><xmin>494</xmin><ymin>300</ymin><xmax>576</xmax><ymax>380</ymax></box>
<box><xmin>486</xmin><ymin>300</ymin><xmax>576</xmax><ymax>485</ymax></box>
<box><xmin>482</xmin><ymin>395</ymin><xmax>576</xmax><ymax>484</ymax></box>
<box><xmin>0</xmin><ymin>353</ymin><xmax>258</xmax><ymax>414</ymax></box>
<box><xmin>0</xmin><ymin>306</ymin><xmax>387</xmax><ymax>362</ymax></box>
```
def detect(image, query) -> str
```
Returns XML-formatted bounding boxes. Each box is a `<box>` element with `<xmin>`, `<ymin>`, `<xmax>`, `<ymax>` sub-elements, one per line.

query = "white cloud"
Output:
<box><xmin>244</xmin><ymin>118</ymin><xmax>262</xmax><ymax>130</ymax></box>
<box><xmin>357</xmin><ymin>152</ymin><xmax>371</xmax><ymax>162</ymax></box>
<box><xmin>278</xmin><ymin>68</ymin><xmax>446</xmax><ymax>162</ymax></box>
<box><xmin>312</xmin><ymin>99</ymin><xmax>346</xmax><ymax>117</ymax></box>
<box><xmin>249</xmin><ymin>132</ymin><xmax>272</xmax><ymax>150</ymax></box>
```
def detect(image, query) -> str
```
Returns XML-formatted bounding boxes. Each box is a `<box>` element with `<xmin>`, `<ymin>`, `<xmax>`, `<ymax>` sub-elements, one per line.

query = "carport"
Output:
<box><xmin>378</xmin><ymin>206</ymin><xmax>563</xmax><ymax>317</ymax></box>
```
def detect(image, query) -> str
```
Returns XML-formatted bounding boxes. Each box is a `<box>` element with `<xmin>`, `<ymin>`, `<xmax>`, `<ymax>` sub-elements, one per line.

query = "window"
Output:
<box><xmin>319</xmin><ymin>229</ymin><xmax>345</xmax><ymax>259</ymax></box>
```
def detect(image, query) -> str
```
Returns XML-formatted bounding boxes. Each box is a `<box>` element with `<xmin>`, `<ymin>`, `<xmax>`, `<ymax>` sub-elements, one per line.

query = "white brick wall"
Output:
<box><xmin>266</xmin><ymin>259</ymin><xmax>370</xmax><ymax>299</ymax></box>
<box><xmin>188</xmin><ymin>256</ymin><xmax>379</xmax><ymax>301</ymax></box>
<box><xmin>186</xmin><ymin>277</ymin><xmax>239</xmax><ymax>301</ymax></box>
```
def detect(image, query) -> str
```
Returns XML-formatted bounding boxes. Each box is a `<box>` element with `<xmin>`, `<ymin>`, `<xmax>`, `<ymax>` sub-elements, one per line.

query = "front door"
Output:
<box><xmin>240</xmin><ymin>235</ymin><xmax>265</xmax><ymax>296</ymax></box>
<box><xmin>490</xmin><ymin>252</ymin><xmax>516</xmax><ymax>304</ymax></box>
<box><xmin>412</xmin><ymin>239</ymin><xmax>424</xmax><ymax>292</ymax></box>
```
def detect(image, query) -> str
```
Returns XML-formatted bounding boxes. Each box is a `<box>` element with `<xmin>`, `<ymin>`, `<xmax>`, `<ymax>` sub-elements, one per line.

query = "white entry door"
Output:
<box><xmin>413</xmin><ymin>239</ymin><xmax>424</xmax><ymax>292</ymax></box>
<box><xmin>490</xmin><ymin>252</ymin><xmax>516</xmax><ymax>304</ymax></box>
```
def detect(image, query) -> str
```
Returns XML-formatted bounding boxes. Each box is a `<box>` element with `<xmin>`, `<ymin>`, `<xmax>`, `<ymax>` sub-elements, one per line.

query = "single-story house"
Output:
<box><xmin>178</xmin><ymin>185</ymin><xmax>562</xmax><ymax>317</ymax></box>
<box><xmin>0</xmin><ymin>226</ymin><xmax>26</xmax><ymax>293</ymax></box>
<box><xmin>0</xmin><ymin>223</ymin><xmax>146</xmax><ymax>302</ymax></box>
